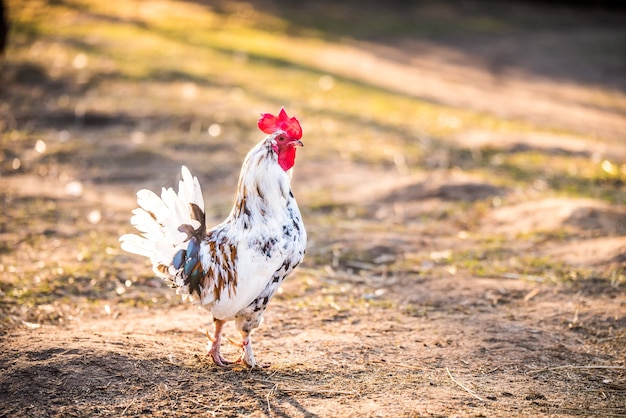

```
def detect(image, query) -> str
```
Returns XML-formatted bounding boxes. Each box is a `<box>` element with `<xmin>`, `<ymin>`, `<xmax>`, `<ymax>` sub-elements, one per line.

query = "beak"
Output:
<box><xmin>291</xmin><ymin>139</ymin><xmax>304</xmax><ymax>147</ymax></box>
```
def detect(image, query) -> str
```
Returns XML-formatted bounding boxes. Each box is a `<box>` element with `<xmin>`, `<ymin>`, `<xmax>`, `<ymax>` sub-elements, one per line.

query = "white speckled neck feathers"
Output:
<box><xmin>231</xmin><ymin>137</ymin><xmax>293</xmax><ymax>225</ymax></box>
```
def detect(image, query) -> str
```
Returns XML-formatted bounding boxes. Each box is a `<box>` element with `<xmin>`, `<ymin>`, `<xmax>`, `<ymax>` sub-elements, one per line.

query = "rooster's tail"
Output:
<box><xmin>120</xmin><ymin>166</ymin><xmax>205</xmax><ymax>280</ymax></box>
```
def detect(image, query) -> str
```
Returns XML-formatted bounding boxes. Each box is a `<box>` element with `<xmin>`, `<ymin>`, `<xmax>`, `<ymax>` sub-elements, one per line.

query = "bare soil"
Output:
<box><xmin>1</xmin><ymin>1</ymin><xmax>625</xmax><ymax>417</ymax></box>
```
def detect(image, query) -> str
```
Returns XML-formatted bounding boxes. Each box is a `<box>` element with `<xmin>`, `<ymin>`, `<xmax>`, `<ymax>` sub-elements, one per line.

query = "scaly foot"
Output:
<box><xmin>205</xmin><ymin>321</ymin><xmax>236</xmax><ymax>367</ymax></box>
<box><xmin>224</xmin><ymin>335</ymin><xmax>268</xmax><ymax>368</ymax></box>
<box><xmin>206</xmin><ymin>343</ymin><xmax>235</xmax><ymax>367</ymax></box>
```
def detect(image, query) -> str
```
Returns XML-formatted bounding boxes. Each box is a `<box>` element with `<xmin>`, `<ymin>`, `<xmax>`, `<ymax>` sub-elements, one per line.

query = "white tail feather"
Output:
<box><xmin>119</xmin><ymin>234</ymin><xmax>154</xmax><ymax>258</ymax></box>
<box><xmin>180</xmin><ymin>165</ymin><xmax>204</xmax><ymax>212</ymax></box>
<box><xmin>119</xmin><ymin>166</ymin><xmax>205</xmax><ymax>278</ymax></box>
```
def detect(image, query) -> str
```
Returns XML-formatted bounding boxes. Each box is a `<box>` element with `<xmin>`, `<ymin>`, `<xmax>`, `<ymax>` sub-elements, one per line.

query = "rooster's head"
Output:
<box><xmin>258</xmin><ymin>108</ymin><xmax>303</xmax><ymax>171</ymax></box>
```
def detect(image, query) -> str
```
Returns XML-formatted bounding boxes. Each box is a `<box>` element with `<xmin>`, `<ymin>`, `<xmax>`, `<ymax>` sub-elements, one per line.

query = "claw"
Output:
<box><xmin>223</xmin><ymin>337</ymin><xmax>262</xmax><ymax>367</ymax></box>
<box><xmin>225</xmin><ymin>335</ymin><xmax>242</xmax><ymax>348</ymax></box>
<box><xmin>206</xmin><ymin>348</ymin><xmax>235</xmax><ymax>367</ymax></box>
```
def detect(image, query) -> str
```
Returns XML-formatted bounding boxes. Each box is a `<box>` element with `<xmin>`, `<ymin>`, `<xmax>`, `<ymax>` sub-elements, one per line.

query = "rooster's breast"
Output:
<box><xmin>209</xmin><ymin>197</ymin><xmax>305</xmax><ymax>320</ymax></box>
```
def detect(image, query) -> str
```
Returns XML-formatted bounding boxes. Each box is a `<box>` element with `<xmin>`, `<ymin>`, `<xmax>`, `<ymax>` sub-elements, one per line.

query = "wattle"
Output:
<box><xmin>278</xmin><ymin>147</ymin><xmax>296</xmax><ymax>171</ymax></box>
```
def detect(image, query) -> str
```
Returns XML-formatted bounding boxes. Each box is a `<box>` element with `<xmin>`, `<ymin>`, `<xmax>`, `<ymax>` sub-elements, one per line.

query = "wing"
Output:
<box><xmin>167</xmin><ymin>219</ymin><xmax>239</xmax><ymax>304</ymax></box>
<box><xmin>181</xmin><ymin>225</ymin><xmax>302</xmax><ymax>320</ymax></box>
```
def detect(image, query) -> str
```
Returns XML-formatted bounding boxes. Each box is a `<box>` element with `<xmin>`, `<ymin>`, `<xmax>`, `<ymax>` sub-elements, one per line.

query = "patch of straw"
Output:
<box><xmin>446</xmin><ymin>367</ymin><xmax>485</xmax><ymax>402</ymax></box>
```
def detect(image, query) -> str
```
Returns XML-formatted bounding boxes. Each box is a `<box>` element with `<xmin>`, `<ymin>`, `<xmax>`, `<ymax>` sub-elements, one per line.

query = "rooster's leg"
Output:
<box><xmin>232</xmin><ymin>314</ymin><xmax>266</xmax><ymax>368</ymax></box>
<box><xmin>235</xmin><ymin>333</ymin><xmax>258</xmax><ymax>367</ymax></box>
<box><xmin>223</xmin><ymin>332</ymin><xmax>260</xmax><ymax>368</ymax></box>
<box><xmin>205</xmin><ymin>318</ymin><xmax>234</xmax><ymax>367</ymax></box>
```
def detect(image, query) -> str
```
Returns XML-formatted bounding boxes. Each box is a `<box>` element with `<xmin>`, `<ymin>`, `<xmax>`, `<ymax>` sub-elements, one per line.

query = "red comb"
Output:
<box><xmin>257</xmin><ymin>107</ymin><xmax>302</xmax><ymax>140</ymax></box>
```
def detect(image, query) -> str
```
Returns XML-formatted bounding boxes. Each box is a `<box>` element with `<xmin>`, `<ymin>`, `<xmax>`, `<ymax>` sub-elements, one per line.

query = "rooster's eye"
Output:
<box><xmin>277</xmin><ymin>135</ymin><xmax>286</xmax><ymax>142</ymax></box>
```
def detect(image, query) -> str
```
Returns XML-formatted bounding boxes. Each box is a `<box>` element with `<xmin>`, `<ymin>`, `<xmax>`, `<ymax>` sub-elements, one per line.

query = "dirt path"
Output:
<box><xmin>1</xmin><ymin>270</ymin><xmax>624</xmax><ymax>416</ymax></box>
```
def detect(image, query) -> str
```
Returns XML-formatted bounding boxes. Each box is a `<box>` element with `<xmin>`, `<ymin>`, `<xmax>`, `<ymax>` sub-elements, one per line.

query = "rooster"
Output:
<box><xmin>120</xmin><ymin>108</ymin><xmax>306</xmax><ymax>367</ymax></box>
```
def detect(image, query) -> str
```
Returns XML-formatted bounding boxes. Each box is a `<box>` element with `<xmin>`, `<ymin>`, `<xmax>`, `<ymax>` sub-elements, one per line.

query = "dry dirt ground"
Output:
<box><xmin>1</xmin><ymin>1</ymin><xmax>626</xmax><ymax>417</ymax></box>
